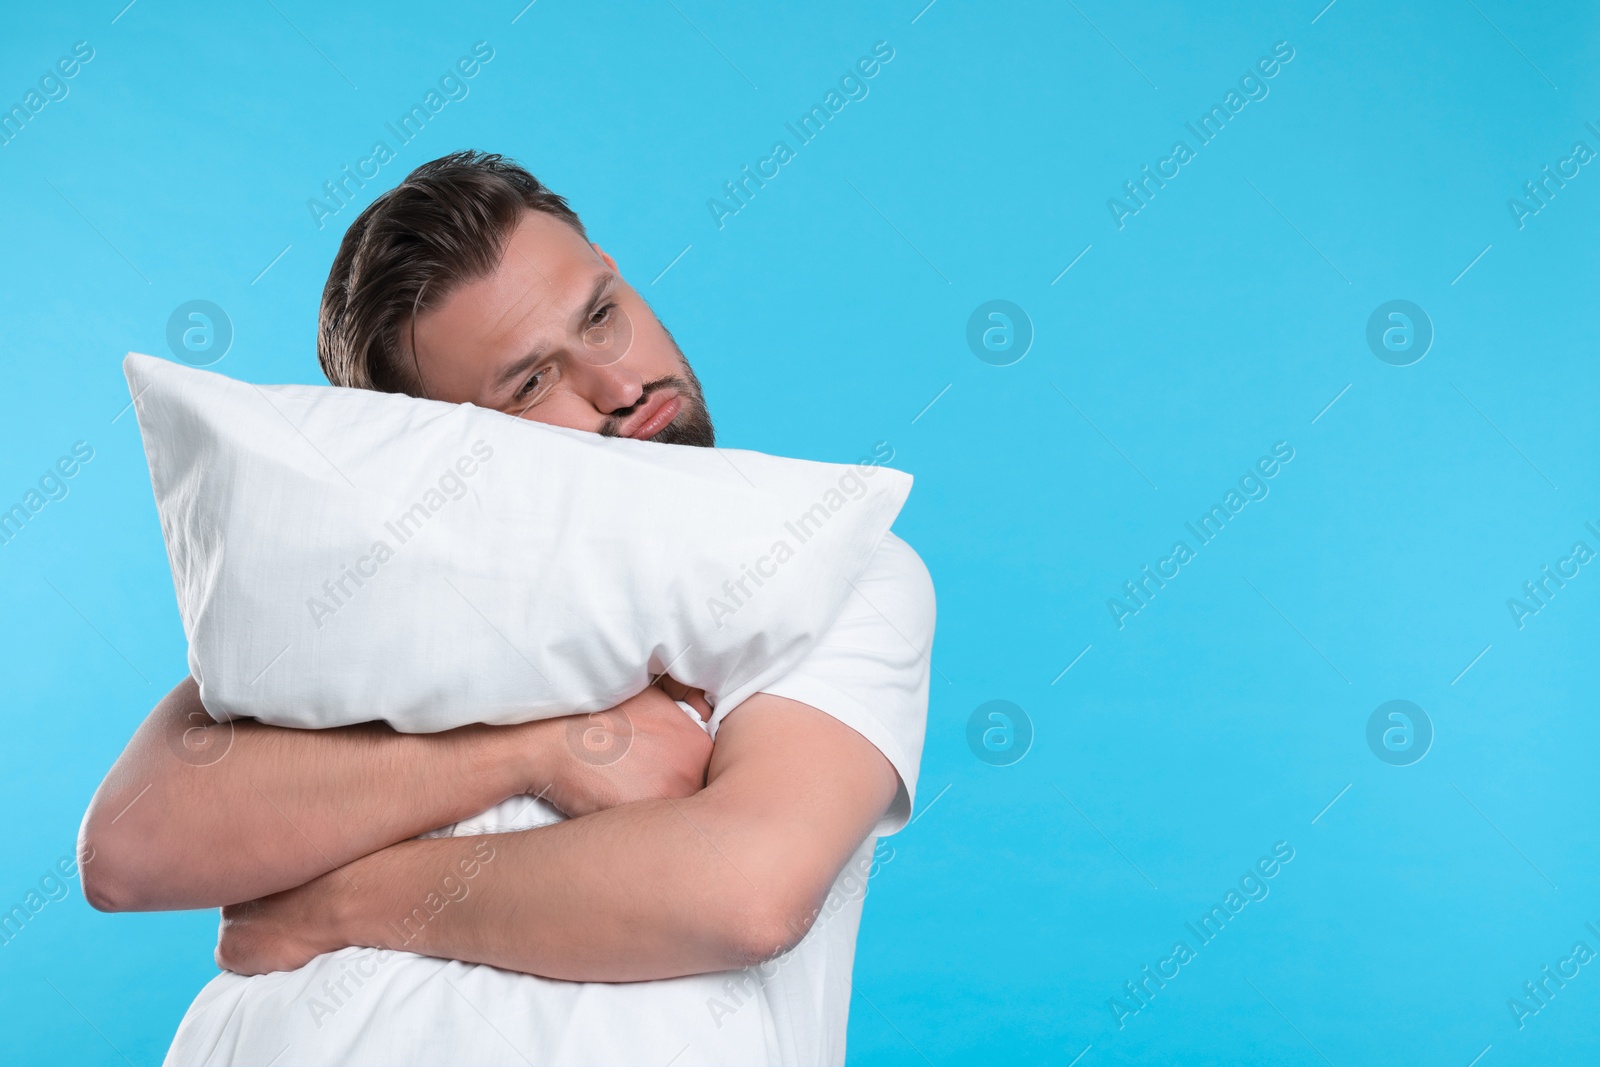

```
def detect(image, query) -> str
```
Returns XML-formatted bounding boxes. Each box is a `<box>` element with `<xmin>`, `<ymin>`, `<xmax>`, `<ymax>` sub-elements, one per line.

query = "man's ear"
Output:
<box><xmin>592</xmin><ymin>244</ymin><xmax>619</xmax><ymax>273</ymax></box>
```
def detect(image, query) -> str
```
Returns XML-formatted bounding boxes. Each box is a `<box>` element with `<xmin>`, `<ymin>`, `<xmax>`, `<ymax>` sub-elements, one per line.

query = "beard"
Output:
<box><xmin>599</xmin><ymin>323</ymin><xmax>715</xmax><ymax>447</ymax></box>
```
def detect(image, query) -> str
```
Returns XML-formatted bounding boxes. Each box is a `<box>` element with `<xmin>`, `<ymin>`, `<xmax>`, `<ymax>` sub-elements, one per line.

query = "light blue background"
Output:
<box><xmin>2</xmin><ymin>1</ymin><xmax>1597</xmax><ymax>1063</ymax></box>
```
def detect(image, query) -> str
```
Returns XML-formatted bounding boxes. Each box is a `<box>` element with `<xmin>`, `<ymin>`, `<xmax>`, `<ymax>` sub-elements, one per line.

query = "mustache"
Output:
<box><xmin>599</xmin><ymin>374</ymin><xmax>715</xmax><ymax>446</ymax></box>
<box><xmin>599</xmin><ymin>377</ymin><xmax>686</xmax><ymax>434</ymax></box>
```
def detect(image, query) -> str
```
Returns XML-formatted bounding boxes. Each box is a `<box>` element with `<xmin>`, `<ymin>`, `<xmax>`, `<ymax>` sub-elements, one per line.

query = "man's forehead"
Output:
<box><xmin>482</xmin><ymin>220</ymin><xmax>597</xmax><ymax>327</ymax></box>
<box><xmin>464</xmin><ymin>225</ymin><xmax>606</xmax><ymax>350</ymax></box>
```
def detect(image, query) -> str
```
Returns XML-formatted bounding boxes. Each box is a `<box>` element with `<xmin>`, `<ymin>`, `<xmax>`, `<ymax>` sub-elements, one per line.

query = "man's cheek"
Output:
<box><xmin>631</xmin><ymin>324</ymin><xmax>686</xmax><ymax>382</ymax></box>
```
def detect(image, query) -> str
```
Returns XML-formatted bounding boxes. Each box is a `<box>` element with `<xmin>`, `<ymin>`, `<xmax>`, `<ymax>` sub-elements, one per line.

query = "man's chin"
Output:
<box><xmin>649</xmin><ymin>403</ymin><xmax>715</xmax><ymax>447</ymax></box>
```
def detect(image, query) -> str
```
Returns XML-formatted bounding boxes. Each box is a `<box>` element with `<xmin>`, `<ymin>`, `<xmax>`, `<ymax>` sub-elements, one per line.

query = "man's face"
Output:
<box><xmin>407</xmin><ymin>210</ymin><xmax>714</xmax><ymax>446</ymax></box>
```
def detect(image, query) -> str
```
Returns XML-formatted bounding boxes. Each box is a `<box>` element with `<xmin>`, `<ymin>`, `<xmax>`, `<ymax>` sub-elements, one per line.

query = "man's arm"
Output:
<box><xmin>80</xmin><ymin>676</ymin><xmax>713</xmax><ymax>912</ymax></box>
<box><xmin>216</xmin><ymin>693</ymin><xmax>899</xmax><ymax>981</ymax></box>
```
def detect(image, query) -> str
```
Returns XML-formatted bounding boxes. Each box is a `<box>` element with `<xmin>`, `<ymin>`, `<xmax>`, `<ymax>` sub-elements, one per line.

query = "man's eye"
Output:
<box><xmin>590</xmin><ymin>303</ymin><xmax>615</xmax><ymax>327</ymax></box>
<box><xmin>517</xmin><ymin>369</ymin><xmax>547</xmax><ymax>398</ymax></box>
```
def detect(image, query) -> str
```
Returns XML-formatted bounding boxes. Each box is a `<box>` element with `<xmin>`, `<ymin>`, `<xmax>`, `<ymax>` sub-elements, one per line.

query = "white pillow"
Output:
<box><xmin>124</xmin><ymin>353</ymin><xmax>911</xmax><ymax>732</ymax></box>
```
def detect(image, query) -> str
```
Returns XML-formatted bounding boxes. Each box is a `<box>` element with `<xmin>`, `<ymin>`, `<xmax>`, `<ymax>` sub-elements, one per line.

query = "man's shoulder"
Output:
<box><xmin>849</xmin><ymin>532</ymin><xmax>936</xmax><ymax>639</ymax></box>
<box><xmin>869</xmin><ymin>531</ymin><xmax>933</xmax><ymax>591</ymax></box>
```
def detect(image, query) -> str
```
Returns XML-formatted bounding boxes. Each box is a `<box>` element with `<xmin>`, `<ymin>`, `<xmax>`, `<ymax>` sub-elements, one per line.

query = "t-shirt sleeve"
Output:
<box><xmin>719</xmin><ymin>531</ymin><xmax>935</xmax><ymax>837</ymax></box>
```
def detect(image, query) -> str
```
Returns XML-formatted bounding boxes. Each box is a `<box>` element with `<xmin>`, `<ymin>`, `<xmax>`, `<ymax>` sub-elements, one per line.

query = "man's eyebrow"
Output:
<box><xmin>492</xmin><ymin>346</ymin><xmax>548</xmax><ymax>397</ymax></box>
<box><xmin>490</xmin><ymin>271</ymin><xmax>618</xmax><ymax>396</ymax></box>
<box><xmin>571</xmin><ymin>271</ymin><xmax>618</xmax><ymax>331</ymax></box>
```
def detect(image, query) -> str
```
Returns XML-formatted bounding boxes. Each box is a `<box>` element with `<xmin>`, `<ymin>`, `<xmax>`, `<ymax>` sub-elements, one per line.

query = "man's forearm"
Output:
<box><xmin>238</xmin><ymin>696</ymin><xmax>898</xmax><ymax>983</ymax></box>
<box><xmin>319</xmin><ymin>793</ymin><xmax>778</xmax><ymax>982</ymax></box>
<box><xmin>81</xmin><ymin>678</ymin><xmax>530</xmax><ymax>911</ymax></box>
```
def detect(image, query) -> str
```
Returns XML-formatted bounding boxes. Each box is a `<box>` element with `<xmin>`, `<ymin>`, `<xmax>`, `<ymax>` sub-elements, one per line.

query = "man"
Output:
<box><xmin>80</xmin><ymin>151</ymin><xmax>934</xmax><ymax>1066</ymax></box>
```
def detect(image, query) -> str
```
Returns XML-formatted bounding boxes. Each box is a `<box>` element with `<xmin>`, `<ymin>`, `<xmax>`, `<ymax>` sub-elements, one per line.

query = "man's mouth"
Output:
<box><xmin>618</xmin><ymin>390</ymin><xmax>683</xmax><ymax>440</ymax></box>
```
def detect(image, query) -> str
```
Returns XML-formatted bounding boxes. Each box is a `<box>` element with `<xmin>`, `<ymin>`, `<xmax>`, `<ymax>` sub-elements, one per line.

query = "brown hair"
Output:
<box><xmin>317</xmin><ymin>150</ymin><xmax>587</xmax><ymax>394</ymax></box>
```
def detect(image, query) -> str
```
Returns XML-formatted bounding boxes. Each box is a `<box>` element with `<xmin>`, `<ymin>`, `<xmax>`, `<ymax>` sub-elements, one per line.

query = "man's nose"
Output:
<box><xmin>573</xmin><ymin>358</ymin><xmax>644</xmax><ymax>415</ymax></box>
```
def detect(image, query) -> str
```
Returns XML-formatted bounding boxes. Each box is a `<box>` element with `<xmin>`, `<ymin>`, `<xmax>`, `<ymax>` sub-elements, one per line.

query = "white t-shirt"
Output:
<box><xmin>163</xmin><ymin>532</ymin><xmax>935</xmax><ymax>1067</ymax></box>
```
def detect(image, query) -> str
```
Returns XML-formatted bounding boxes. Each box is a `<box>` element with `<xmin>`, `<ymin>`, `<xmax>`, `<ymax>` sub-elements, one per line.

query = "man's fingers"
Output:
<box><xmin>654</xmin><ymin>676</ymin><xmax>713</xmax><ymax>722</ymax></box>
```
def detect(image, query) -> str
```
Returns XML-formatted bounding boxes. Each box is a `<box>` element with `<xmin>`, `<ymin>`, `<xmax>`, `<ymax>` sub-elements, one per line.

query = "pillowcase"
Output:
<box><xmin>124</xmin><ymin>353</ymin><xmax>911</xmax><ymax>732</ymax></box>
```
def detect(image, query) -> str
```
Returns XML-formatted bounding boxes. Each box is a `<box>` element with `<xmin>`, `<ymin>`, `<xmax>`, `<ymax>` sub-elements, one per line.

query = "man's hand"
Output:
<box><xmin>653</xmin><ymin>676</ymin><xmax>713</xmax><ymax>722</ymax></box>
<box><xmin>534</xmin><ymin>680</ymin><xmax>713</xmax><ymax>817</ymax></box>
<box><xmin>215</xmin><ymin>873</ymin><xmax>344</xmax><ymax>976</ymax></box>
